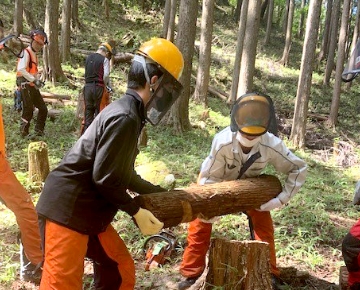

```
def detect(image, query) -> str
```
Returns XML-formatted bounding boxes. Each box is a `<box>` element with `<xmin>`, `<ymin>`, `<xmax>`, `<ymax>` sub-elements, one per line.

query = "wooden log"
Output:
<box><xmin>41</xmin><ymin>91</ymin><xmax>71</xmax><ymax>100</ymax></box>
<box><xmin>340</xmin><ymin>266</ymin><xmax>350</xmax><ymax>290</ymax></box>
<box><xmin>134</xmin><ymin>175</ymin><xmax>282</xmax><ymax>228</ymax></box>
<box><xmin>205</xmin><ymin>239</ymin><xmax>272</xmax><ymax>290</ymax></box>
<box><xmin>28</xmin><ymin>141</ymin><xmax>50</xmax><ymax>183</ymax></box>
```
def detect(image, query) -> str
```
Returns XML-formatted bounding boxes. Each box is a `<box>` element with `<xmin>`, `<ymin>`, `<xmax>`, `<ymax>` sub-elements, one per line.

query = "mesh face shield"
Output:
<box><xmin>145</xmin><ymin>72</ymin><xmax>183</xmax><ymax>125</ymax></box>
<box><xmin>230</xmin><ymin>93</ymin><xmax>271</xmax><ymax>136</ymax></box>
<box><xmin>133</xmin><ymin>55</ymin><xmax>183</xmax><ymax>125</ymax></box>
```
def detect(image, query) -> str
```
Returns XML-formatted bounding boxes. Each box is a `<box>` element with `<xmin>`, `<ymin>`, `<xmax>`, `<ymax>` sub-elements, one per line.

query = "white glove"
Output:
<box><xmin>133</xmin><ymin>208</ymin><xmax>164</xmax><ymax>235</ymax></box>
<box><xmin>259</xmin><ymin>197</ymin><xmax>283</xmax><ymax>211</ymax></box>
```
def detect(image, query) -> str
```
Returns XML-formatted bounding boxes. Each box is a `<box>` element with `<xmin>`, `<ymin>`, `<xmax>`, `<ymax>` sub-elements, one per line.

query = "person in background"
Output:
<box><xmin>0</xmin><ymin>34</ymin><xmax>43</xmax><ymax>284</ymax></box>
<box><xmin>81</xmin><ymin>42</ymin><xmax>113</xmax><ymax>135</ymax></box>
<box><xmin>178</xmin><ymin>92</ymin><xmax>307</xmax><ymax>290</ymax></box>
<box><xmin>36</xmin><ymin>38</ymin><xmax>184</xmax><ymax>290</ymax></box>
<box><xmin>16</xmin><ymin>28</ymin><xmax>48</xmax><ymax>138</ymax></box>
<box><xmin>342</xmin><ymin>181</ymin><xmax>360</xmax><ymax>290</ymax></box>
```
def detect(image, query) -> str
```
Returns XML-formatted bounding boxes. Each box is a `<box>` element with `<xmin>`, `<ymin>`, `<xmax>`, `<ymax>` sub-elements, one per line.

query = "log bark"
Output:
<box><xmin>41</xmin><ymin>91</ymin><xmax>71</xmax><ymax>100</ymax></box>
<box><xmin>340</xmin><ymin>266</ymin><xmax>350</xmax><ymax>290</ymax></box>
<box><xmin>28</xmin><ymin>141</ymin><xmax>50</xmax><ymax>183</ymax></box>
<box><xmin>134</xmin><ymin>175</ymin><xmax>282</xmax><ymax>228</ymax></box>
<box><xmin>206</xmin><ymin>239</ymin><xmax>272</xmax><ymax>290</ymax></box>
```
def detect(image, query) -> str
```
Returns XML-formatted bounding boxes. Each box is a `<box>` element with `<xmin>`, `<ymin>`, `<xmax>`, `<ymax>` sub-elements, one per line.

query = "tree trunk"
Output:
<box><xmin>14</xmin><ymin>0</ymin><xmax>23</xmax><ymax>35</ymax></box>
<box><xmin>44</xmin><ymin>0</ymin><xmax>67</xmax><ymax>84</ymax></box>
<box><xmin>263</xmin><ymin>0</ymin><xmax>274</xmax><ymax>45</ymax></box>
<box><xmin>28</xmin><ymin>141</ymin><xmax>50</xmax><ymax>183</ymax></box>
<box><xmin>161</xmin><ymin>0</ymin><xmax>198</xmax><ymax>133</ymax></box>
<box><xmin>134</xmin><ymin>175</ymin><xmax>282</xmax><ymax>228</ymax></box>
<box><xmin>317</xmin><ymin>0</ymin><xmax>332</xmax><ymax>64</ymax></box>
<box><xmin>233</xmin><ymin>0</ymin><xmax>242</xmax><ymax>23</ymax></box>
<box><xmin>229</xmin><ymin>0</ymin><xmax>249</xmax><ymax>103</ymax></box>
<box><xmin>23</xmin><ymin>8</ymin><xmax>37</xmax><ymax>30</ymax></box>
<box><xmin>162</xmin><ymin>0</ymin><xmax>171</xmax><ymax>39</ymax></box>
<box><xmin>193</xmin><ymin>0</ymin><xmax>215</xmax><ymax>107</ymax></box>
<box><xmin>279</xmin><ymin>0</ymin><xmax>294</xmax><ymax>66</ymax></box>
<box><xmin>71</xmin><ymin>0</ymin><xmax>82</xmax><ymax>31</ymax></box>
<box><xmin>282</xmin><ymin>0</ymin><xmax>290</xmax><ymax>35</ymax></box>
<box><xmin>290</xmin><ymin>0</ymin><xmax>322</xmax><ymax>149</ymax></box>
<box><xmin>61</xmin><ymin>0</ymin><xmax>71</xmax><ymax>62</ymax></box>
<box><xmin>206</xmin><ymin>239</ymin><xmax>272</xmax><ymax>290</ymax></box>
<box><xmin>323</xmin><ymin>0</ymin><xmax>340</xmax><ymax>86</ymax></box>
<box><xmin>297</xmin><ymin>0</ymin><xmax>307</xmax><ymax>39</ymax></box>
<box><xmin>237</xmin><ymin>0</ymin><xmax>261</xmax><ymax>96</ymax></box>
<box><xmin>346</xmin><ymin>0</ymin><xmax>360</xmax><ymax>90</ymax></box>
<box><xmin>327</xmin><ymin>0</ymin><xmax>351</xmax><ymax>127</ymax></box>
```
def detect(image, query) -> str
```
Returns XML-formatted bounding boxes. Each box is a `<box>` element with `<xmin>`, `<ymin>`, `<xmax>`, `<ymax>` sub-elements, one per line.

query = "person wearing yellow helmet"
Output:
<box><xmin>81</xmin><ymin>41</ymin><xmax>113</xmax><ymax>134</ymax></box>
<box><xmin>178</xmin><ymin>92</ymin><xmax>307</xmax><ymax>290</ymax></box>
<box><xmin>36</xmin><ymin>38</ymin><xmax>184</xmax><ymax>289</ymax></box>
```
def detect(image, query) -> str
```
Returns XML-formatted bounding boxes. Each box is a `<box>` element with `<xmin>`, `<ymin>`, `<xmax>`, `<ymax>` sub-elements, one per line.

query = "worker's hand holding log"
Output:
<box><xmin>134</xmin><ymin>174</ymin><xmax>282</xmax><ymax>228</ymax></box>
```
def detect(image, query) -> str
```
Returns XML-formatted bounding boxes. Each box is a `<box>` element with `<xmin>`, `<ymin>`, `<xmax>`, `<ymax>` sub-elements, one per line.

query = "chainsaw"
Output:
<box><xmin>143</xmin><ymin>230</ymin><xmax>177</xmax><ymax>271</ymax></box>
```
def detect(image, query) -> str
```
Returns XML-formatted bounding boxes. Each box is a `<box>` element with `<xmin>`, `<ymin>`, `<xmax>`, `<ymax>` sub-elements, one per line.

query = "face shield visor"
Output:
<box><xmin>230</xmin><ymin>94</ymin><xmax>271</xmax><ymax>136</ymax></box>
<box><xmin>133</xmin><ymin>54</ymin><xmax>183</xmax><ymax>125</ymax></box>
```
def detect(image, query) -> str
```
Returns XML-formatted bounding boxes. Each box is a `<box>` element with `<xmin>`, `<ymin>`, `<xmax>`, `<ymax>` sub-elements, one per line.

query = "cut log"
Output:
<box><xmin>28</xmin><ymin>141</ymin><xmax>50</xmax><ymax>183</ymax></box>
<box><xmin>41</xmin><ymin>92</ymin><xmax>71</xmax><ymax>100</ymax></box>
<box><xmin>205</xmin><ymin>239</ymin><xmax>272</xmax><ymax>290</ymax></box>
<box><xmin>340</xmin><ymin>266</ymin><xmax>350</xmax><ymax>290</ymax></box>
<box><xmin>134</xmin><ymin>175</ymin><xmax>282</xmax><ymax>228</ymax></box>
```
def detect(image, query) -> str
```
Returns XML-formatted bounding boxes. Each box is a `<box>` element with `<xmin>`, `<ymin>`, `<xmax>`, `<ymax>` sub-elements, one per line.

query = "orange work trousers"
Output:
<box><xmin>180</xmin><ymin>209</ymin><xmax>280</xmax><ymax>278</ymax></box>
<box><xmin>0</xmin><ymin>153</ymin><xmax>43</xmax><ymax>265</ymax></box>
<box><xmin>40</xmin><ymin>220</ymin><xmax>135</xmax><ymax>290</ymax></box>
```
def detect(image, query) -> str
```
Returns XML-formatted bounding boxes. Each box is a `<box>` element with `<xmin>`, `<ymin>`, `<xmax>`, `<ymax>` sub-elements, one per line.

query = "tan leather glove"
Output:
<box><xmin>133</xmin><ymin>208</ymin><xmax>164</xmax><ymax>235</ymax></box>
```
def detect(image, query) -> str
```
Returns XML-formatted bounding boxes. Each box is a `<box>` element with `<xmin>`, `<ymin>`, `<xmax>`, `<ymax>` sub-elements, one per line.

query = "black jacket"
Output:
<box><xmin>85</xmin><ymin>52</ymin><xmax>105</xmax><ymax>85</ymax></box>
<box><xmin>36</xmin><ymin>89</ymin><xmax>164</xmax><ymax>235</ymax></box>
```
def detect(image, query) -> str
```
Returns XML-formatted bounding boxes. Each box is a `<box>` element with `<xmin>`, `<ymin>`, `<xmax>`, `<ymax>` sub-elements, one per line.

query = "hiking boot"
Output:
<box><xmin>27</xmin><ymin>130</ymin><xmax>44</xmax><ymax>141</ymax></box>
<box><xmin>178</xmin><ymin>277</ymin><xmax>199</xmax><ymax>290</ymax></box>
<box><xmin>20</xmin><ymin>241</ymin><xmax>43</xmax><ymax>284</ymax></box>
<box><xmin>271</xmin><ymin>274</ymin><xmax>285</xmax><ymax>290</ymax></box>
<box><xmin>21</xmin><ymin>263</ymin><xmax>42</xmax><ymax>284</ymax></box>
<box><xmin>20</xmin><ymin>121</ymin><xmax>29</xmax><ymax>137</ymax></box>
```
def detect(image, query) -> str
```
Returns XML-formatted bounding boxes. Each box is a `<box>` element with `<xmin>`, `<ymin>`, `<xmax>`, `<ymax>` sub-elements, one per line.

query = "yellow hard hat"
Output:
<box><xmin>99</xmin><ymin>42</ymin><xmax>112</xmax><ymax>54</ymax></box>
<box><xmin>137</xmin><ymin>38</ymin><xmax>184</xmax><ymax>80</ymax></box>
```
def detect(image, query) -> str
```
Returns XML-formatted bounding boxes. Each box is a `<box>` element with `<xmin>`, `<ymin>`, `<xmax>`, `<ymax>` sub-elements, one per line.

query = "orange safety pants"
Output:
<box><xmin>40</xmin><ymin>220</ymin><xmax>135</xmax><ymax>290</ymax></box>
<box><xmin>180</xmin><ymin>209</ymin><xmax>280</xmax><ymax>278</ymax></box>
<box><xmin>0</xmin><ymin>153</ymin><xmax>43</xmax><ymax>265</ymax></box>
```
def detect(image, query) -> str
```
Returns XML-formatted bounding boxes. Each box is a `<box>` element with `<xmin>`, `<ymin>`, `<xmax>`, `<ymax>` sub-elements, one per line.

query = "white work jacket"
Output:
<box><xmin>198</xmin><ymin>126</ymin><xmax>307</xmax><ymax>204</ymax></box>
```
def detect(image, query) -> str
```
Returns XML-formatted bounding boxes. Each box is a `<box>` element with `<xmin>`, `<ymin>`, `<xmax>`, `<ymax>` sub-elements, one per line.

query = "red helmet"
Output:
<box><xmin>30</xmin><ymin>29</ymin><xmax>48</xmax><ymax>46</ymax></box>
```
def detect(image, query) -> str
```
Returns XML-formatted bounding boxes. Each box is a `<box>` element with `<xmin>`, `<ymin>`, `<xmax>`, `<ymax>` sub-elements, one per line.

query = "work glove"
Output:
<box><xmin>353</xmin><ymin>180</ymin><xmax>360</xmax><ymax>205</ymax></box>
<box><xmin>259</xmin><ymin>197</ymin><xmax>283</xmax><ymax>211</ymax></box>
<box><xmin>133</xmin><ymin>208</ymin><xmax>164</xmax><ymax>235</ymax></box>
<box><xmin>34</xmin><ymin>79</ymin><xmax>44</xmax><ymax>90</ymax></box>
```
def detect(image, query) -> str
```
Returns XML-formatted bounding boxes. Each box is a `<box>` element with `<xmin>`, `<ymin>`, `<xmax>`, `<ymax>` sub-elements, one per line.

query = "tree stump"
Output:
<box><xmin>28</xmin><ymin>141</ymin><xmax>50</xmax><ymax>183</ymax></box>
<box><xmin>340</xmin><ymin>266</ymin><xmax>350</xmax><ymax>290</ymax></box>
<box><xmin>134</xmin><ymin>175</ymin><xmax>282</xmax><ymax>228</ymax></box>
<box><xmin>205</xmin><ymin>238</ymin><xmax>272</xmax><ymax>290</ymax></box>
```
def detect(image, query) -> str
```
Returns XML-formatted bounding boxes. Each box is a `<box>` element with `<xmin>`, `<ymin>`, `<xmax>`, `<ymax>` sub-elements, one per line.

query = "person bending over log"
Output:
<box><xmin>178</xmin><ymin>92</ymin><xmax>307</xmax><ymax>290</ymax></box>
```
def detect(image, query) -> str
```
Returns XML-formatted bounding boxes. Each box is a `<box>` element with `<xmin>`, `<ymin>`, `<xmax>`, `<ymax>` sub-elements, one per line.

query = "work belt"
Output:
<box><xmin>16</xmin><ymin>76</ymin><xmax>31</xmax><ymax>89</ymax></box>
